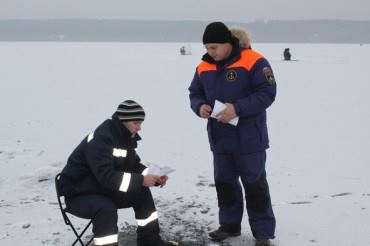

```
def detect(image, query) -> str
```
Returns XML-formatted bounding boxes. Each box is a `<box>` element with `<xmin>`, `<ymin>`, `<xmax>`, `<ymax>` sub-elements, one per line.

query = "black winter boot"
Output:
<box><xmin>208</xmin><ymin>227</ymin><xmax>241</xmax><ymax>242</ymax></box>
<box><xmin>255</xmin><ymin>239</ymin><xmax>271</xmax><ymax>246</ymax></box>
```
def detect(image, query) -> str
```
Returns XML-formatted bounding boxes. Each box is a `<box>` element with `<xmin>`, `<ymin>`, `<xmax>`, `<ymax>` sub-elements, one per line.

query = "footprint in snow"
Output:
<box><xmin>289</xmin><ymin>201</ymin><xmax>312</xmax><ymax>205</ymax></box>
<box><xmin>331</xmin><ymin>192</ymin><xmax>352</xmax><ymax>197</ymax></box>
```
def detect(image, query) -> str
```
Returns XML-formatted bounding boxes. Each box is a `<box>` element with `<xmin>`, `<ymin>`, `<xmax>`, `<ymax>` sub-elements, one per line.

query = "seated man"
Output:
<box><xmin>58</xmin><ymin>100</ymin><xmax>174</xmax><ymax>246</ymax></box>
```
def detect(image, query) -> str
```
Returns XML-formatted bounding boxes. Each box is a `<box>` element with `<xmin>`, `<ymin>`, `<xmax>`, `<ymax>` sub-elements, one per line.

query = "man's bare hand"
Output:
<box><xmin>143</xmin><ymin>175</ymin><xmax>160</xmax><ymax>187</ymax></box>
<box><xmin>216</xmin><ymin>103</ymin><xmax>237</xmax><ymax>123</ymax></box>
<box><xmin>157</xmin><ymin>175</ymin><xmax>168</xmax><ymax>188</ymax></box>
<box><xmin>199</xmin><ymin>104</ymin><xmax>212</xmax><ymax>118</ymax></box>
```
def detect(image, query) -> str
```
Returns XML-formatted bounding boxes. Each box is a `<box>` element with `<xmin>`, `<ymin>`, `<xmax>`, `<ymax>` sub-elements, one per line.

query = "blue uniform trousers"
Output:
<box><xmin>213</xmin><ymin>150</ymin><xmax>276</xmax><ymax>239</ymax></box>
<box><xmin>65</xmin><ymin>187</ymin><xmax>160</xmax><ymax>245</ymax></box>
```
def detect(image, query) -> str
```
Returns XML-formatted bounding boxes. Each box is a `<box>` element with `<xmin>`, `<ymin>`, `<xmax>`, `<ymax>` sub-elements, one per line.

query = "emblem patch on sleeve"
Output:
<box><xmin>263</xmin><ymin>67</ymin><xmax>276</xmax><ymax>85</ymax></box>
<box><xmin>226</xmin><ymin>70</ymin><xmax>237</xmax><ymax>81</ymax></box>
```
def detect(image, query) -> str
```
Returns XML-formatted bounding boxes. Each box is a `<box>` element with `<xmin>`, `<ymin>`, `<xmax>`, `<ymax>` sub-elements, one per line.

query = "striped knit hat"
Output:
<box><xmin>116</xmin><ymin>100</ymin><xmax>145</xmax><ymax>122</ymax></box>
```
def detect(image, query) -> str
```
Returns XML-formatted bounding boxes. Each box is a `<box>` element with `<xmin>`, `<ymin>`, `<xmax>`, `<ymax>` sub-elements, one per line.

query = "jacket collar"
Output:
<box><xmin>111</xmin><ymin>113</ymin><xmax>141</xmax><ymax>142</ymax></box>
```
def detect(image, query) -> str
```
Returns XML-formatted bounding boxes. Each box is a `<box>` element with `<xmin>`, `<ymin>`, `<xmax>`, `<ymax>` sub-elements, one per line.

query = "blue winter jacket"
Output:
<box><xmin>189</xmin><ymin>47</ymin><xmax>276</xmax><ymax>154</ymax></box>
<box><xmin>59</xmin><ymin>113</ymin><xmax>147</xmax><ymax>198</ymax></box>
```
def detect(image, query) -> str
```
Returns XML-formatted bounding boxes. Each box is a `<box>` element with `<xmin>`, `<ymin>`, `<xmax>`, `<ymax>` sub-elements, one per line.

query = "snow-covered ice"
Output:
<box><xmin>0</xmin><ymin>42</ymin><xmax>369</xmax><ymax>245</ymax></box>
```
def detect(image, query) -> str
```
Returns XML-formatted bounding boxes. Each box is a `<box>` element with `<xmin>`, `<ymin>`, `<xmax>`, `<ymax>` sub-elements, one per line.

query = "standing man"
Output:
<box><xmin>188</xmin><ymin>22</ymin><xmax>276</xmax><ymax>246</ymax></box>
<box><xmin>58</xmin><ymin>100</ymin><xmax>175</xmax><ymax>246</ymax></box>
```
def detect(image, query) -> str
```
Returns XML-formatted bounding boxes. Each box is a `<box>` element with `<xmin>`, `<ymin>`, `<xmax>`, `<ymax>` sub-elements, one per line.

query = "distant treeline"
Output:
<box><xmin>0</xmin><ymin>19</ymin><xmax>369</xmax><ymax>43</ymax></box>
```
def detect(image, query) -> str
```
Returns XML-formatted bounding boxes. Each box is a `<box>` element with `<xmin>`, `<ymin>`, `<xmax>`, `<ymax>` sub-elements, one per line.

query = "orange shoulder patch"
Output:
<box><xmin>197</xmin><ymin>61</ymin><xmax>217</xmax><ymax>77</ymax></box>
<box><xmin>227</xmin><ymin>49</ymin><xmax>264</xmax><ymax>71</ymax></box>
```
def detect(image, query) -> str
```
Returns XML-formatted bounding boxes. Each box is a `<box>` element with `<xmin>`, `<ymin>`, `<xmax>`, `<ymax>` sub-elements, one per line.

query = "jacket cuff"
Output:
<box><xmin>234</xmin><ymin>103</ymin><xmax>242</xmax><ymax>116</ymax></box>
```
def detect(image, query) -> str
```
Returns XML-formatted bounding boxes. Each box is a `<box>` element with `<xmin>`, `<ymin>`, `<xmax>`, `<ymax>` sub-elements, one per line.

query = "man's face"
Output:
<box><xmin>123</xmin><ymin>121</ymin><xmax>142</xmax><ymax>135</ymax></box>
<box><xmin>205</xmin><ymin>43</ymin><xmax>232</xmax><ymax>61</ymax></box>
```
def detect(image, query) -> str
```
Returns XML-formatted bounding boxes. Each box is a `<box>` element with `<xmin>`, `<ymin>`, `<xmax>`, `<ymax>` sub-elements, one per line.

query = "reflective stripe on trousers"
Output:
<box><xmin>94</xmin><ymin>234</ymin><xmax>118</xmax><ymax>245</ymax></box>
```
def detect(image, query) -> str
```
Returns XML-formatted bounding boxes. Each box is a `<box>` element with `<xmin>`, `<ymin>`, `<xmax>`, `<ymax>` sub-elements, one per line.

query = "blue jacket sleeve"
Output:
<box><xmin>188</xmin><ymin>69</ymin><xmax>207</xmax><ymax>117</ymax></box>
<box><xmin>235</xmin><ymin>58</ymin><xmax>276</xmax><ymax>118</ymax></box>
<box><xmin>85</xmin><ymin>136</ymin><xmax>144</xmax><ymax>192</ymax></box>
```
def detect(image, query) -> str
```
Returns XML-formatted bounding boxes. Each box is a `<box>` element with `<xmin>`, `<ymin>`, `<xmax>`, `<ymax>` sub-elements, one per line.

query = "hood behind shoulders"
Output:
<box><xmin>230</xmin><ymin>26</ymin><xmax>252</xmax><ymax>49</ymax></box>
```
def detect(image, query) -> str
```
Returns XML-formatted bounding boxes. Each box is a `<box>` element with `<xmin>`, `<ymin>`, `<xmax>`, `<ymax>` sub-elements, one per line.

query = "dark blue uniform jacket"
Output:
<box><xmin>189</xmin><ymin>47</ymin><xmax>277</xmax><ymax>154</ymax></box>
<box><xmin>59</xmin><ymin>113</ymin><xmax>147</xmax><ymax>198</ymax></box>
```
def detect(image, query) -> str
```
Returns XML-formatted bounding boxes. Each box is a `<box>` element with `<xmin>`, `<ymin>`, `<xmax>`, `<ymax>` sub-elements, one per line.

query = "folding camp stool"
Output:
<box><xmin>55</xmin><ymin>173</ymin><xmax>94</xmax><ymax>246</ymax></box>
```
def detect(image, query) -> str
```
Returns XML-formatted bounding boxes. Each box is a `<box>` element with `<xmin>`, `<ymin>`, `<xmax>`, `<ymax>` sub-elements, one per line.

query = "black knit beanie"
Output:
<box><xmin>116</xmin><ymin>100</ymin><xmax>145</xmax><ymax>122</ymax></box>
<box><xmin>202</xmin><ymin>22</ymin><xmax>233</xmax><ymax>44</ymax></box>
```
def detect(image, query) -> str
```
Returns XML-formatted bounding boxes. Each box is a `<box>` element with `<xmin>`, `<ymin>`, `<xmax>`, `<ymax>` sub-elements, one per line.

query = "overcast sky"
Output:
<box><xmin>1</xmin><ymin>0</ymin><xmax>370</xmax><ymax>22</ymax></box>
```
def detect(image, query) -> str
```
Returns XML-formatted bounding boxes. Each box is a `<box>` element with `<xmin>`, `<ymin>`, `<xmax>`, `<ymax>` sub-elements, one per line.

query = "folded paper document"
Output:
<box><xmin>210</xmin><ymin>100</ymin><xmax>239</xmax><ymax>126</ymax></box>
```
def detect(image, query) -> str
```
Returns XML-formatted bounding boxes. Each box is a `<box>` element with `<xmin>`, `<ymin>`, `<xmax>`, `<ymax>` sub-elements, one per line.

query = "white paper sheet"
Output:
<box><xmin>147</xmin><ymin>164</ymin><xmax>175</xmax><ymax>176</ymax></box>
<box><xmin>210</xmin><ymin>100</ymin><xmax>239</xmax><ymax>126</ymax></box>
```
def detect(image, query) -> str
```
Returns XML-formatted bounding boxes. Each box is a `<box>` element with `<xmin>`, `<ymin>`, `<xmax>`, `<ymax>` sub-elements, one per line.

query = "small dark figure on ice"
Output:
<box><xmin>284</xmin><ymin>48</ymin><xmax>291</xmax><ymax>61</ymax></box>
<box><xmin>180</xmin><ymin>46</ymin><xmax>186</xmax><ymax>55</ymax></box>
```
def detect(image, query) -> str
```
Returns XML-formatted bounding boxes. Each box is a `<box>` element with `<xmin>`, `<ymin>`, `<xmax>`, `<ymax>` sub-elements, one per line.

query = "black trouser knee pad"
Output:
<box><xmin>244</xmin><ymin>177</ymin><xmax>270</xmax><ymax>212</ymax></box>
<box><xmin>215</xmin><ymin>181</ymin><xmax>236</xmax><ymax>208</ymax></box>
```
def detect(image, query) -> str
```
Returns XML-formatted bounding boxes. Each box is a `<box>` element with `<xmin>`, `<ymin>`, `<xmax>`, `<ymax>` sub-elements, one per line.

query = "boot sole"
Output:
<box><xmin>208</xmin><ymin>232</ymin><xmax>241</xmax><ymax>242</ymax></box>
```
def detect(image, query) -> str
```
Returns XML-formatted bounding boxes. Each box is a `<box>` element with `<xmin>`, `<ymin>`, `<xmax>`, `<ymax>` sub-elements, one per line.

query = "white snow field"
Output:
<box><xmin>0</xmin><ymin>42</ymin><xmax>369</xmax><ymax>245</ymax></box>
